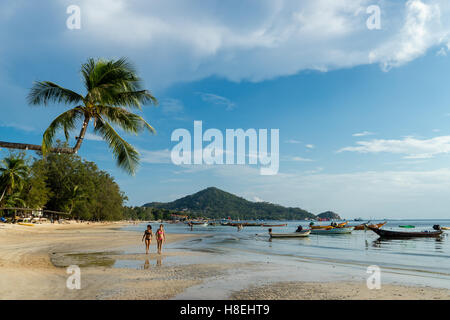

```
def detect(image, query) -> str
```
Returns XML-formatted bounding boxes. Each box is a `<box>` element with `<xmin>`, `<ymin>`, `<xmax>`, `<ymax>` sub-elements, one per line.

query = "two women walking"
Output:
<box><xmin>142</xmin><ymin>224</ymin><xmax>165</xmax><ymax>254</ymax></box>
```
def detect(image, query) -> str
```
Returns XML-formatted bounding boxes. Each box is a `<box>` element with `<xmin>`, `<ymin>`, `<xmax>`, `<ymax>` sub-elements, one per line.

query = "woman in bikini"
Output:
<box><xmin>142</xmin><ymin>225</ymin><xmax>153</xmax><ymax>254</ymax></box>
<box><xmin>156</xmin><ymin>224</ymin><xmax>166</xmax><ymax>254</ymax></box>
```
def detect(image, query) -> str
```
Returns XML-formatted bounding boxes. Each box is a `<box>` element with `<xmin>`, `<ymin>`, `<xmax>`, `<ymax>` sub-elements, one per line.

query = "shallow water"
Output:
<box><xmin>123</xmin><ymin>220</ymin><xmax>450</xmax><ymax>287</ymax></box>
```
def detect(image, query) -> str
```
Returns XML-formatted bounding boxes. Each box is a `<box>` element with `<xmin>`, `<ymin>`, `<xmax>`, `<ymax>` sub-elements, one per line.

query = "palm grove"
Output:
<box><xmin>0</xmin><ymin>58</ymin><xmax>172</xmax><ymax>221</ymax></box>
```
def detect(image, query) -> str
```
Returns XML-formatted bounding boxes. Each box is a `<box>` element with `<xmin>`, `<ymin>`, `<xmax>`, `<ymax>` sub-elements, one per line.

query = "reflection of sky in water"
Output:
<box><xmin>122</xmin><ymin>220</ymin><xmax>450</xmax><ymax>278</ymax></box>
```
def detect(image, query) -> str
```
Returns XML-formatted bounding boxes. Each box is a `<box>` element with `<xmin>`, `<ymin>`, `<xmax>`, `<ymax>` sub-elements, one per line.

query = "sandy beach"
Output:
<box><xmin>0</xmin><ymin>222</ymin><xmax>448</xmax><ymax>300</ymax></box>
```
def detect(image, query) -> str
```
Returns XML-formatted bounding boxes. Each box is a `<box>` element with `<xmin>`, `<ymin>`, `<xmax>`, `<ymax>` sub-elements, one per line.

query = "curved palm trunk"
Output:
<box><xmin>0</xmin><ymin>117</ymin><xmax>90</xmax><ymax>154</ymax></box>
<box><xmin>0</xmin><ymin>188</ymin><xmax>6</xmax><ymax>204</ymax></box>
<box><xmin>73</xmin><ymin>117</ymin><xmax>90</xmax><ymax>154</ymax></box>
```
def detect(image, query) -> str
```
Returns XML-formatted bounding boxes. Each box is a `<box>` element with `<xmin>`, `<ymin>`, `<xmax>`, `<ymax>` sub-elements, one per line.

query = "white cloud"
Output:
<box><xmin>338</xmin><ymin>135</ymin><xmax>450</xmax><ymax>159</ymax></box>
<box><xmin>288</xmin><ymin>156</ymin><xmax>313</xmax><ymax>162</ymax></box>
<box><xmin>160</xmin><ymin>98</ymin><xmax>184</xmax><ymax>114</ymax></box>
<box><xmin>305</xmin><ymin>144</ymin><xmax>315</xmax><ymax>149</ymax></box>
<box><xmin>369</xmin><ymin>0</ymin><xmax>447</xmax><ymax>71</ymax></box>
<box><xmin>253</xmin><ymin>196</ymin><xmax>264</xmax><ymax>202</ymax></box>
<box><xmin>0</xmin><ymin>122</ymin><xmax>34</xmax><ymax>132</ymax></box>
<box><xmin>84</xmin><ymin>133</ymin><xmax>103</xmax><ymax>141</ymax></box>
<box><xmin>352</xmin><ymin>131</ymin><xmax>375</xmax><ymax>137</ymax></box>
<box><xmin>203</xmin><ymin>165</ymin><xmax>450</xmax><ymax>218</ymax></box>
<box><xmin>285</xmin><ymin>139</ymin><xmax>301</xmax><ymax>144</ymax></box>
<box><xmin>59</xmin><ymin>0</ymin><xmax>450</xmax><ymax>88</ymax></box>
<box><xmin>140</xmin><ymin>149</ymin><xmax>172</xmax><ymax>164</ymax></box>
<box><xmin>197</xmin><ymin>92</ymin><xmax>236</xmax><ymax>110</ymax></box>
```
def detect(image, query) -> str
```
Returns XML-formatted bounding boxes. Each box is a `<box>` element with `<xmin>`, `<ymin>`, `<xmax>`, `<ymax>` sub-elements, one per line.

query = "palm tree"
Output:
<box><xmin>0</xmin><ymin>57</ymin><xmax>157</xmax><ymax>175</ymax></box>
<box><xmin>66</xmin><ymin>185</ymin><xmax>87</xmax><ymax>216</ymax></box>
<box><xmin>4</xmin><ymin>191</ymin><xmax>26</xmax><ymax>208</ymax></box>
<box><xmin>0</xmin><ymin>156</ymin><xmax>29</xmax><ymax>204</ymax></box>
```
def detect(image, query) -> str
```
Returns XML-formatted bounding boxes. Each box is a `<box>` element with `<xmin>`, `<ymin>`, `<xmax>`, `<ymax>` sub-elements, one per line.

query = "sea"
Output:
<box><xmin>122</xmin><ymin>219</ymin><xmax>450</xmax><ymax>292</ymax></box>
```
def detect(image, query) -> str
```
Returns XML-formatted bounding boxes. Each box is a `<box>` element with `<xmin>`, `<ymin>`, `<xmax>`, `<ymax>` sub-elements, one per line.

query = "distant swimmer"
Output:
<box><xmin>142</xmin><ymin>225</ymin><xmax>153</xmax><ymax>254</ymax></box>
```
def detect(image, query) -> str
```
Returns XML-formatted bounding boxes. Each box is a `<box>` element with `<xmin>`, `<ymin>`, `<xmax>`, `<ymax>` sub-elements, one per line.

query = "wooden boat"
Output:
<box><xmin>367</xmin><ymin>226</ymin><xmax>443</xmax><ymax>238</ymax></box>
<box><xmin>354</xmin><ymin>221</ymin><xmax>386</xmax><ymax>231</ymax></box>
<box><xmin>17</xmin><ymin>222</ymin><xmax>34</xmax><ymax>227</ymax></box>
<box><xmin>441</xmin><ymin>227</ymin><xmax>450</xmax><ymax>230</ymax></box>
<box><xmin>262</xmin><ymin>224</ymin><xmax>287</xmax><ymax>227</ymax></box>
<box><xmin>228</xmin><ymin>222</ymin><xmax>262</xmax><ymax>227</ymax></box>
<box><xmin>187</xmin><ymin>221</ymin><xmax>208</xmax><ymax>226</ymax></box>
<box><xmin>311</xmin><ymin>221</ymin><xmax>348</xmax><ymax>230</ymax></box>
<box><xmin>310</xmin><ymin>226</ymin><xmax>354</xmax><ymax>234</ymax></box>
<box><xmin>270</xmin><ymin>230</ymin><xmax>311</xmax><ymax>238</ymax></box>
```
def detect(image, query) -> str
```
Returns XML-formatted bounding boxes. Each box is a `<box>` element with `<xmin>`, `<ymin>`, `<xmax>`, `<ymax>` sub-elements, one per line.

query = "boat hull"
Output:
<box><xmin>310</xmin><ymin>227</ymin><xmax>354</xmax><ymax>234</ymax></box>
<box><xmin>367</xmin><ymin>226</ymin><xmax>443</xmax><ymax>238</ymax></box>
<box><xmin>270</xmin><ymin>230</ymin><xmax>311</xmax><ymax>238</ymax></box>
<box><xmin>311</xmin><ymin>222</ymin><xmax>348</xmax><ymax>230</ymax></box>
<box><xmin>354</xmin><ymin>222</ymin><xmax>387</xmax><ymax>231</ymax></box>
<box><xmin>17</xmin><ymin>223</ymin><xmax>34</xmax><ymax>227</ymax></box>
<box><xmin>263</xmin><ymin>224</ymin><xmax>287</xmax><ymax>227</ymax></box>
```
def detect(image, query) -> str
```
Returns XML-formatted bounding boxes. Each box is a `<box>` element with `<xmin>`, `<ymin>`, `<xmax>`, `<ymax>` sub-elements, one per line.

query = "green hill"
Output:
<box><xmin>143</xmin><ymin>187</ymin><xmax>316</xmax><ymax>220</ymax></box>
<box><xmin>317</xmin><ymin>211</ymin><xmax>342</xmax><ymax>220</ymax></box>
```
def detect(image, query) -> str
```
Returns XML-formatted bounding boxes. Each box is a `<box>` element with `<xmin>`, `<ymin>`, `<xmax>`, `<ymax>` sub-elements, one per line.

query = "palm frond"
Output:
<box><xmin>93</xmin><ymin>117</ymin><xmax>140</xmax><ymax>175</ymax></box>
<box><xmin>83</xmin><ymin>57</ymin><xmax>141</xmax><ymax>94</ymax></box>
<box><xmin>96</xmin><ymin>105</ymin><xmax>155</xmax><ymax>134</ymax></box>
<box><xmin>110</xmin><ymin>90</ymin><xmax>157</xmax><ymax>110</ymax></box>
<box><xmin>27</xmin><ymin>81</ymin><xmax>84</xmax><ymax>106</ymax></box>
<box><xmin>42</xmin><ymin>107</ymin><xmax>84</xmax><ymax>154</ymax></box>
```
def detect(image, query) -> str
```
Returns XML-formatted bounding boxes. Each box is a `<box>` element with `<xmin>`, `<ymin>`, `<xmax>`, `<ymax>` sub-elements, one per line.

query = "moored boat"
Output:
<box><xmin>188</xmin><ymin>221</ymin><xmax>209</xmax><ymax>226</ymax></box>
<box><xmin>354</xmin><ymin>221</ymin><xmax>386</xmax><ymax>231</ymax></box>
<box><xmin>442</xmin><ymin>227</ymin><xmax>450</xmax><ymax>230</ymax></box>
<box><xmin>310</xmin><ymin>226</ymin><xmax>354</xmax><ymax>234</ymax></box>
<box><xmin>366</xmin><ymin>226</ymin><xmax>443</xmax><ymax>238</ymax></box>
<box><xmin>262</xmin><ymin>224</ymin><xmax>287</xmax><ymax>227</ymax></box>
<box><xmin>17</xmin><ymin>222</ymin><xmax>34</xmax><ymax>227</ymax></box>
<box><xmin>228</xmin><ymin>222</ymin><xmax>262</xmax><ymax>227</ymax></box>
<box><xmin>270</xmin><ymin>230</ymin><xmax>311</xmax><ymax>238</ymax></box>
<box><xmin>310</xmin><ymin>221</ymin><xmax>348</xmax><ymax>230</ymax></box>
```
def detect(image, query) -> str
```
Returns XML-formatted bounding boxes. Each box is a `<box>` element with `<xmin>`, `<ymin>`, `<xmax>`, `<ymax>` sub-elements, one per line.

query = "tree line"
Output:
<box><xmin>0</xmin><ymin>146</ymin><xmax>125</xmax><ymax>221</ymax></box>
<box><xmin>0</xmin><ymin>146</ymin><xmax>189</xmax><ymax>222</ymax></box>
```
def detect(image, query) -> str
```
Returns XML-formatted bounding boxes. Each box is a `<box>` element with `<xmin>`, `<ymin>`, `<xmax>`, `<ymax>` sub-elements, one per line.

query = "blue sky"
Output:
<box><xmin>2</xmin><ymin>0</ymin><xmax>450</xmax><ymax>218</ymax></box>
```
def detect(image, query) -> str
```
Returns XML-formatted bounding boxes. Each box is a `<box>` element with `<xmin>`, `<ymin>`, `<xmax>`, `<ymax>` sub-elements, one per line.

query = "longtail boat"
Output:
<box><xmin>310</xmin><ymin>221</ymin><xmax>347</xmax><ymax>230</ymax></box>
<box><xmin>367</xmin><ymin>226</ymin><xmax>443</xmax><ymax>238</ymax></box>
<box><xmin>262</xmin><ymin>224</ymin><xmax>287</xmax><ymax>227</ymax></box>
<box><xmin>228</xmin><ymin>222</ymin><xmax>262</xmax><ymax>227</ymax></box>
<box><xmin>17</xmin><ymin>222</ymin><xmax>34</xmax><ymax>227</ymax></box>
<box><xmin>354</xmin><ymin>221</ymin><xmax>387</xmax><ymax>231</ymax></box>
<box><xmin>270</xmin><ymin>230</ymin><xmax>311</xmax><ymax>238</ymax></box>
<box><xmin>188</xmin><ymin>221</ymin><xmax>209</xmax><ymax>226</ymax></box>
<box><xmin>442</xmin><ymin>227</ymin><xmax>450</xmax><ymax>230</ymax></box>
<box><xmin>310</xmin><ymin>226</ymin><xmax>354</xmax><ymax>234</ymax></box>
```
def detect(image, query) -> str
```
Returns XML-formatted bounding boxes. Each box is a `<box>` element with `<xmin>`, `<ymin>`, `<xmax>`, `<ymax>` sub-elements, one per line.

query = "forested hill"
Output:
<box><xmin>317</xmin><ymin>211</ymin><xmax>342</xmax><ymax>220</ymax></box>
<box><xmin>143</xmin><ymin>187</ymin><xmax>316</xmax><ymax>220</ymax></box>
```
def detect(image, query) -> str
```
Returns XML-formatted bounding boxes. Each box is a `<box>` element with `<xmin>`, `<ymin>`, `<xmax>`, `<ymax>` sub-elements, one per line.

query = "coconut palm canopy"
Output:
<box><xmin>0</xmin><ymin>156</ymin><xmax>29</xmax><ymax>204</ymax></box>
<box><xmin>27</xmin><ymin>57</ymin><xmax>157</xmax><ymax>175</ymax></box>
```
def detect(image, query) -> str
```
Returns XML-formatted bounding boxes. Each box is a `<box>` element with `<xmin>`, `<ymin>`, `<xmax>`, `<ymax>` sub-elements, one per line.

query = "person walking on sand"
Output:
<box><xmin>142</xmin><ymin>225</ymin><xmax>153</xmax><ymax>254</ymax></box>
<box><xmin>156</xmin><ymin>224</ymin><xmax>166</xmax><ymax>254</ymax></box>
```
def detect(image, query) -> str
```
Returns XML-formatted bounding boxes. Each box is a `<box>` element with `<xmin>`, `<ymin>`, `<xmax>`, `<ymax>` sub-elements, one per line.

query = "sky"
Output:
<box><xmin>1</xmin><ymin>0</ymin><xmax>450</xmax><ymax>219</ymax></box>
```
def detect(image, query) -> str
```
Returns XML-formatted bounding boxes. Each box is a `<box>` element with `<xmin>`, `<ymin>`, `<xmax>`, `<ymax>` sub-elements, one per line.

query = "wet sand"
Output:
<box><xmin>0</xmin><ymin>222</ymin><xmax>449</xmax><ymax>300</ymax></box>
<box><xmin>0</xmin><ymin>222</ymin><xmax>211</xmax><ymax>299</ymax></box>
<box><xmin>231</xmin><ymin>281</ymin><xmax>450</xmax><ymax>300</ymax></box>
